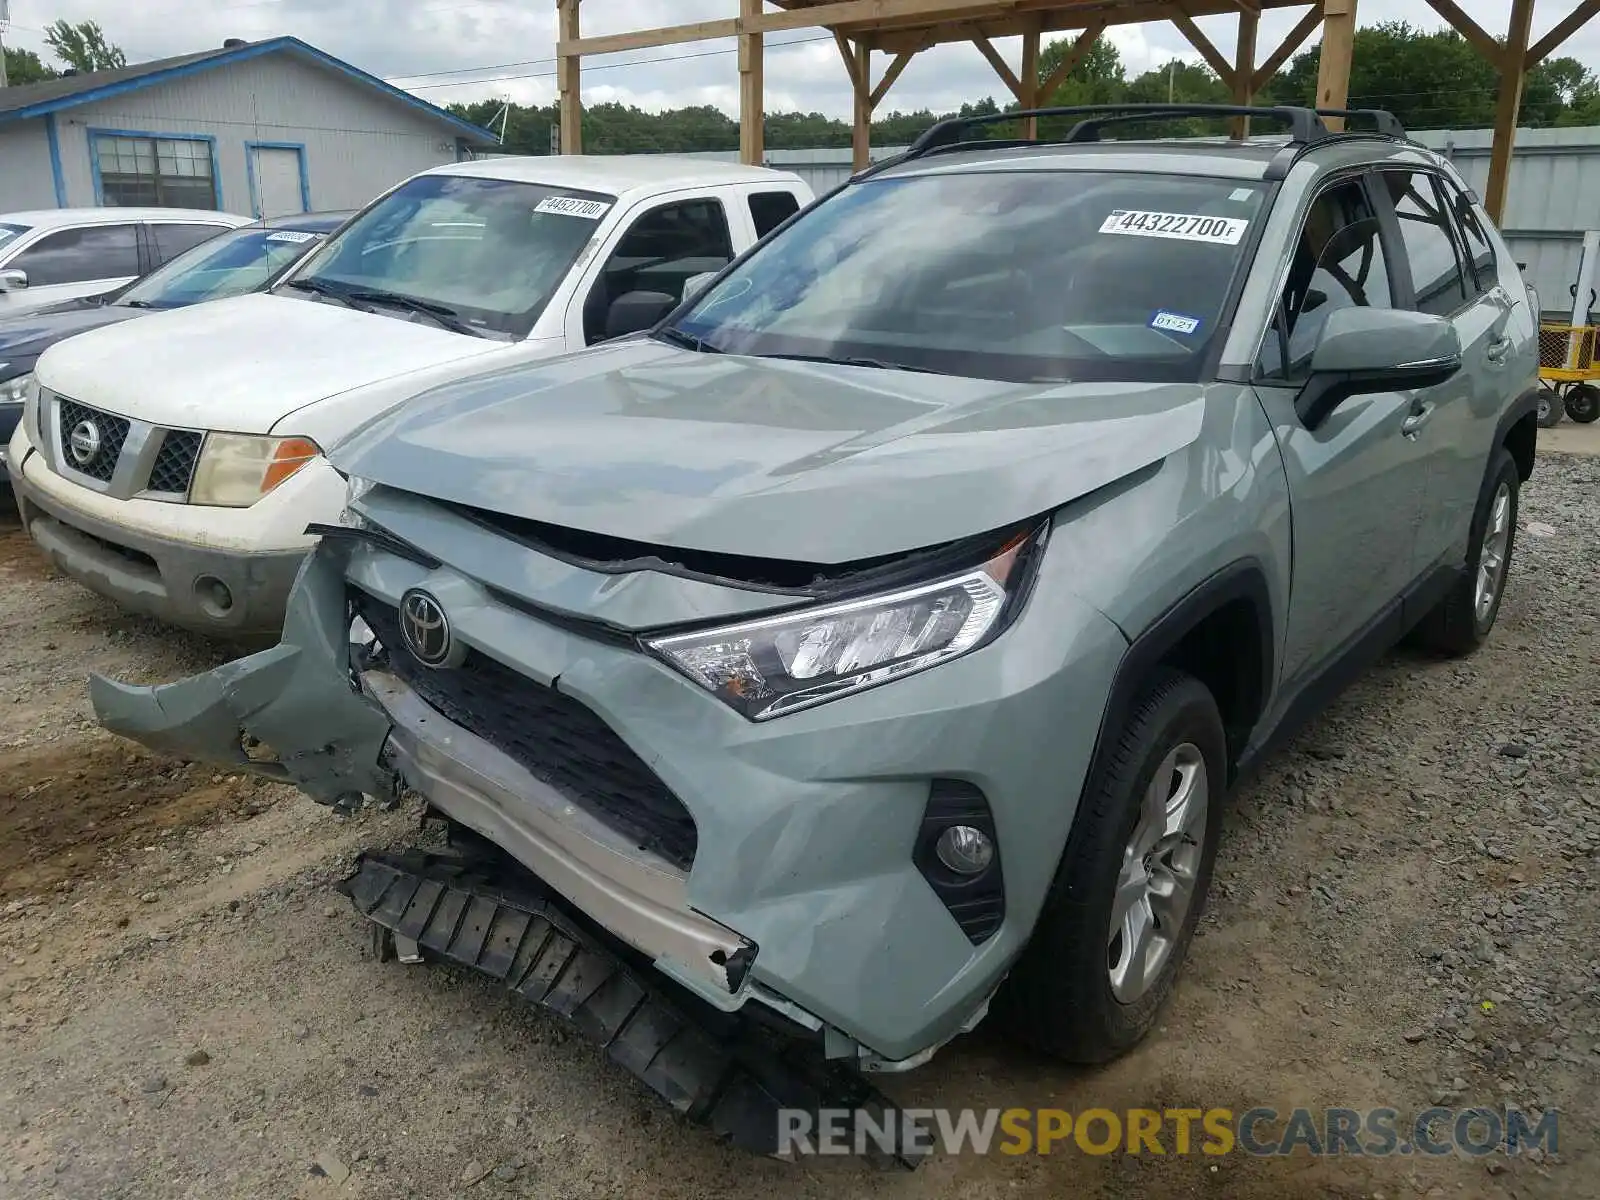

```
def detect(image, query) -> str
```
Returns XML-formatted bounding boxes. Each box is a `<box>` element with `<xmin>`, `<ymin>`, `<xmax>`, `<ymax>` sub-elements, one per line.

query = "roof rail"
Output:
<box><xmin>1314</xmin><ymin>108</ymin><xmax>1407</xmax><ymax>139</ymax></box>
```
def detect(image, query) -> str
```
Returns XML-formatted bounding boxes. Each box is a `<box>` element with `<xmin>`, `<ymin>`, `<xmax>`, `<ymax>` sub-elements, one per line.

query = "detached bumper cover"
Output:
<box><xmin>342</xmin><ymin>848</ymin><xmax>916</xmax><ymax>1166</ymax></box>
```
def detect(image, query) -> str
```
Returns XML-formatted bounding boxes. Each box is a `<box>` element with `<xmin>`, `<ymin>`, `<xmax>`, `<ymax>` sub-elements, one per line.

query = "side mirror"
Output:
<box><xmin>1297</xmin><ymin>306</ymin><xmax>1462</xmax><ymax>428</ymax></box>
<box><xmin>0</xmin><ymin>268</ymin><xmax>29</xmax><ymax>292</ymax></box>
<box><xmin>604</xmin><ymin>290</ymin><xmax>677</xmax><ymax>340</ymax></box>
<box><xmin>682</xmin><ymin>271</ymin><xmax>718</xmax><ymax>303</ymax></box>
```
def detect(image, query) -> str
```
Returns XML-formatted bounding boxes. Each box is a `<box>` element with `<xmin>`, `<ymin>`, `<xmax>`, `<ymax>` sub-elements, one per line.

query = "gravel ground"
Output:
<box><xmin>0</xmin><ymin>453</ymin><xmax>1597</xmax><ymax>1200</ymax></box>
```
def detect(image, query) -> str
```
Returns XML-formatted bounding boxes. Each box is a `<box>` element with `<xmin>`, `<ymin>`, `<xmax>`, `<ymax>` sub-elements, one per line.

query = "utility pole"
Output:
<box><xmin>0</xmin><ymin>0</ymin><xmax>11</xmax><ymax>89</ymax></box>
<box><xmin>1168</xmin><ymin>59</ymin><xmax>1176</xmax><ymax>103</ymax></box>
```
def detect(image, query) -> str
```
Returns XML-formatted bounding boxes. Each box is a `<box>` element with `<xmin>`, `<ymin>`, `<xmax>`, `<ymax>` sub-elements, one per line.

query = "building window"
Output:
<box><xmin>95</xmin><ymin>134</ymin><xmax>218</xmax><ymax>210</ymax></box>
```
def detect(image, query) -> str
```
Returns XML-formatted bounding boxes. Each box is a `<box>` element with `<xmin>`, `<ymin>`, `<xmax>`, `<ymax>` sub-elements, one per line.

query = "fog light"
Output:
<box><xmin>935</xmin><ymin>825</ymin><xmax>994</xmax><ymax>875</ymax></box>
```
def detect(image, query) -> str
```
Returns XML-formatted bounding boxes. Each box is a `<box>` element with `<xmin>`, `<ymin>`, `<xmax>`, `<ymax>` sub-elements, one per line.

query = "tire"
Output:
<box><xmin>1411</xmin><ymin>447</ymin><xmax>1519</xmax><ymax>657</ymax></box>
<box><xmin>1565</xmin><ymin>383</ymin><xmax>1600</xmax><ymax>424</ymax></box>
<box><xmin>992</xmin><ymin>668</ymin><xmax>1225</xmax><ymax>1064</ymax></box>
<box><xmin>1535</xmin><ymin>385</ymin><xmax>1563</xmax><ymax>428</ymax></box>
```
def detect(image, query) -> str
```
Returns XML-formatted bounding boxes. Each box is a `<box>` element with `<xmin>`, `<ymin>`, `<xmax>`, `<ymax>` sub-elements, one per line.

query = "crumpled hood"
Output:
<box><xmin>34</xmin><ymin>292</ymin><xmax>494</xmax><ymax>434</ymax></box>
<box><xmin>334</xmin><ymin>338</ymin><xmax>1208</xmax><ymax>564</ymax></box>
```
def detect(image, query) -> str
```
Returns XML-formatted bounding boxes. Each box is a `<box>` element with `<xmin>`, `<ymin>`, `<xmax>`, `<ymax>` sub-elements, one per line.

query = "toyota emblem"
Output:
<box><xmin>68</xmin><ymin>419</ymin><xmax>102</xmax><ymax>466</ymax></box>
<box><xmin>398</xmin><ymin>589</ymin><xmax>457</xmax><ymax>668</ymax></box>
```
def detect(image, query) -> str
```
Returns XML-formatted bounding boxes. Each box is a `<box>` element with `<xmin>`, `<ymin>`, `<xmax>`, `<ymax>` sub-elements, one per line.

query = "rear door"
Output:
<box><xmin>1252</xmin><ymin>172</ymin><xmax>1432</xmax><ymax>694</ymax></box>
<box><xmin>1372</xmin><ymin>168</ymin><xmax>1512</xmax><ymax>574</ymax></box>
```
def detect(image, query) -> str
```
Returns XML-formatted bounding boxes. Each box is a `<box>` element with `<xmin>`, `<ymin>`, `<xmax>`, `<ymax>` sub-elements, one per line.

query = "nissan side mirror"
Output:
<box><xmin>604</xmin><ymin>291</ymin><xmax>678</xmax><ymax>340</ymax></box>
<box><xmin>0</xmin><ymin>268</ymin><xmax>29</xmax><ymax>292</ymax></box>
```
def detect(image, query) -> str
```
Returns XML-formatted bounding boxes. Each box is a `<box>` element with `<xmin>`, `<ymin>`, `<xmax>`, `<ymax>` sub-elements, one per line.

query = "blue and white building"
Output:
<box><xmin>0</xmin><ymin>36</ymin><xmax>497</xmax><ymax>217</ymax></box>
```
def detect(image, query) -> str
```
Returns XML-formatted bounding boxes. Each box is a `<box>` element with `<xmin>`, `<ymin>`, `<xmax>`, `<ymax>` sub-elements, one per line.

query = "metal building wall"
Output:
<box><xmin>48</xmin><ymin>52</ymin><xmax>469</xmax><ymax>216</ymax></box>
<box><xmin>0</xmin><ymin>121</ymin><xmax>62</xmax><ymax>211</ymax></box>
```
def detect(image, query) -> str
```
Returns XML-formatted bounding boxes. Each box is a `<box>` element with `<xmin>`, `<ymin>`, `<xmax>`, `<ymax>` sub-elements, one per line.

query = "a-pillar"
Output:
<box><xmin>1486</xmin><ymin>0</ymin><xmax>1536</xmax><ymax>223</ymax></box>
<box><xmin>557</xmin><ymin>0</ymin><xmax>581</xmax><ymax>154</ymax></box>
<box><xmin>1315</xmin><ymin>0</ymin><xmax>1357</xmax><ymax>130</ymax></box>
<box><xmin>739</xmin><ymin>0</ymin><xmax>764</xmax><ymax>165</ymax></box>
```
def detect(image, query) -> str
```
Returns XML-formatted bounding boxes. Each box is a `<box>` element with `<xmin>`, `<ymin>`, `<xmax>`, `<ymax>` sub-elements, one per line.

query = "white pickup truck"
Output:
<box><xmin>7</xmin><ymin>156</ymin><xmax>812</xmax><ymax>633</ymax></box>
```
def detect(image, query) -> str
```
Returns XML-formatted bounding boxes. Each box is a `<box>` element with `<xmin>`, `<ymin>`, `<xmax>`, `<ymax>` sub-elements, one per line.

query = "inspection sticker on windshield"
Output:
<box><xmin>265</xmin><ymin>230</ymin><xmax>316</xmax><ymax>243</ymax></box>
<box><xmin>1099</xmin><ymin>210</ymin><xmax>1249</xmax><ymax>245</ymax></box>
<box><xmin>535</xmin><ymin>195</ymin><xmax>611</xmax><ymax>219</ymax></box>
<box><xmin>1151</xmin><ymin>310</ymin><xmax>1202</xmax><ymax>335</ymax></box>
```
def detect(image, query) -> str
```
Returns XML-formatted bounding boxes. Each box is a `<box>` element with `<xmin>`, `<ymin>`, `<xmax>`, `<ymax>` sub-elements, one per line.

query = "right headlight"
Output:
<box><xmin>645</xmin><ymin>529</ymin><xmax>1041</xmax><ymax>720</ymax></box>
<box><xmin>191</xmin><ymin>433</ymin><xmax>321</xmax><ymax>507</ymax></box>
<box><xmin>0</xmin><ymin>369</ymin><xmax>33</xmax><ymax>407</ymax></box>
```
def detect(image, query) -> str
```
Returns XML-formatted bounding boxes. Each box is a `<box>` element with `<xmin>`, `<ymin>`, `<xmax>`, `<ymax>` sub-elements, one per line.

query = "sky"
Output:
<box><xmin>3</xmin><ymin>0</ymin><xmax>1598</xmax><ymax>119</ymax></box>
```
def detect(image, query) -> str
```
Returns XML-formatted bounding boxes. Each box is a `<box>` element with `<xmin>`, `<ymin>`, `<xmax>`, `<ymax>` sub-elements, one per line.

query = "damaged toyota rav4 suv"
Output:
<box><xmin>92</xmin><ymin>105</ymin><xmax>1539</xmax><ymax>1139</ymax></box>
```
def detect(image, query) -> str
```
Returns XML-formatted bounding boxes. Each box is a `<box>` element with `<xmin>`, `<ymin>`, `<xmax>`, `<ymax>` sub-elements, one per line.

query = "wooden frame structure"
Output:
<box><xmin>555</xmin><ymin>0</ymin><xmax>1598</xmax><ymax>220</ymax></box>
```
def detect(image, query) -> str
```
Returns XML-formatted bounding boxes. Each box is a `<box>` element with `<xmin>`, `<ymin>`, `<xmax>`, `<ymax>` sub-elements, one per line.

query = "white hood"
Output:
<box><xmin>34</xmin><ymin>292</ymin><xmax>499</xmax><ymax>435</ymax></box>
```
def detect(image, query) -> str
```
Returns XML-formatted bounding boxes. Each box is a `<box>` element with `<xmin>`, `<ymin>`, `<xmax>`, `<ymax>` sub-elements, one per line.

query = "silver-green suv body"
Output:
<box><xmin>91</xmin><ymin>109</ymin><xmax>1540</xmax><ymax>1081</ymax></box>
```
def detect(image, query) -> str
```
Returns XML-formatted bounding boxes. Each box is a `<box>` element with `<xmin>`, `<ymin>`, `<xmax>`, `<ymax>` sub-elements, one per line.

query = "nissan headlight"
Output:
<box><xmin>0</xmin><ymin>369</ymin><xmax>33</xmax><ymax>408</ymax></box>
<box><xmin>646</xmin><ymin>530</ymin><xmax>1040</xmax><ymax>720</ymax></box>
<box><xmin>191</xmin><ymin>433</ymin><xmax>322</xmax><ymax>507</ymax></box>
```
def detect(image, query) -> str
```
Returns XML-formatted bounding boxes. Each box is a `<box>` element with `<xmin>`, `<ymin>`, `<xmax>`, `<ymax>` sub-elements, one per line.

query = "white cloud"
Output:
<box><xmin>5</xmin><ymin>0</ymin><xmax>1598</xmax><ymax>120</ymax></box>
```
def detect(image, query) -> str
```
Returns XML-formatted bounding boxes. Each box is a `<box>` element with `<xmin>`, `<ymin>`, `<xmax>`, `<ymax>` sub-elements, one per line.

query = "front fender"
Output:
<box><xmin>89</xmin><ymin>541</ymin><xmax>396</xmax><ymax>806</ymax></box>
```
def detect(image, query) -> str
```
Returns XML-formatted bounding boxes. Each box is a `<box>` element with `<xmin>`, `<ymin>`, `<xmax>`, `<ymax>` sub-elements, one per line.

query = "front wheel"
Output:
<box><xmin>992</xmin><ymin>669</ymin><xmax>1225</xmax><ymax>1064</ymax></box>
<box><xmin>1411</xmin><ymin>447</ymin><xmax>1519</xmax><ymax>656</ymax></box>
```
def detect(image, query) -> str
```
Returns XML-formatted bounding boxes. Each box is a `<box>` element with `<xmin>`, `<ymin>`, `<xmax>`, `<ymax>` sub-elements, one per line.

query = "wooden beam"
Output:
<box><xmin>1315</xmin><ymin>0</ymin><xmax>1357</xmax><ymax>130</ymax></box>
<box><xmin>1231</xmin><ymin>7</ymin><xmax>1259</xmax><ymax>138</ymax></box>
<box><xmin>1527</xmin><ymin>0</ymin><xmax>1600</xmax><ymax>66</ymax></box>
<box><xmin>557</xmin><ymin>0</ymin><xmax>581</xmax><ymax>154</ymax></box>
<box><xmin>1252</xmin><ymin>4</ymin><xmax>1321</xmax><ymax>91</ymax></box>
<box><xmin>1422</xmin><ymin>0</ymin><xmax>1504</xmax><ymax>66</ymax></box>
<box><xmin>756</xmin><ymin>0</ymin><xmax>1010</xmax><ymax>35</ymax></box>
<box><xmin>1171</xmin><ymin>6</ymin><xmax>1238</xmax><ymax>87</ymax></box>
<box><xmin>561</xmin><ymin>18</ymin><xmax>740</xmax><ymax>58</ymax></box>
<box><xmin>972</xmin><ymin>34</ymin><xmax>1022</xmax><ymax>97</ymax></box>
<box><xmin>863</xmin><ymin>1</ymin><xmax>1306</xmax><ymax>54</ymax></box>
<box><xmin>1020</xmin><ymin>24</ymin><xmax>1040</xmax><ymax>139</ymax></box>
<box><xmin>1038</xmin><ymin>20</ymin><xmax>1106</xmax><ymax>100</ymax></box>
<box><xmin>740</xmin><ymin>0</ymin><xmax>764</xmax><ymax>165</ymax></box>
<box><xmin>870</xmin><ymin>50</ymin><xmax>915</xmax><ymax>106</ymax></box>
<box><xmin>852</xmin><ymin>39</ymin><xmax>872</xmax><ymax>172</ymax></box>
<box><xmin>1486</xmin><ymin>0</ymin><xmax>1536</xmax><ymax>222</ymax></box>
<box><xmin>834</xmin><ymin>29</ymin><xmax>864</xmax><ymax>91</ymax></box>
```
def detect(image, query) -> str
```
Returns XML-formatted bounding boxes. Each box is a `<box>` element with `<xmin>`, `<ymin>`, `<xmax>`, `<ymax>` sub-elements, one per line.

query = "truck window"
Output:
<box><xmin>748</xmin><ymin>190</ymin><xmax>800</xmax><ymax>238</ymax></box>
<box><xmin>1383</xmin><ymin>170</ymin><xmax>1471</xmax><ymax>318</ymax></box>
<box><xmin>1259</xmin><ymin>179</ymin><xmax>1395</xmax><ymax>383</ymax></box>
<box><xmin>585</xmin><ymin>198</ymin><xmax>735</xmax><ymax>344</ymax></box>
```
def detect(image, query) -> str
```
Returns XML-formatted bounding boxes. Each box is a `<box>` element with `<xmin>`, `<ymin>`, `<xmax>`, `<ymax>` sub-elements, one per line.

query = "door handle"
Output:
<box><xmin>1486</xmin><ymin>336</ymin><xmax>1512</xmax><ymax>363</ymax></box>
<box><xmin>1401</xmin><ymin>401</ymin><xmax>1436</xmax><ymax>438</ymax></box>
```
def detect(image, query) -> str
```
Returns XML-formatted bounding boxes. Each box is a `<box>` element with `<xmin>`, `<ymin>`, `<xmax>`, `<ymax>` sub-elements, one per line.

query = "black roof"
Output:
<box><xmin>0</xmin><ymin>47</ymin><xmax>234</xmax><ymax>117</ymax></box>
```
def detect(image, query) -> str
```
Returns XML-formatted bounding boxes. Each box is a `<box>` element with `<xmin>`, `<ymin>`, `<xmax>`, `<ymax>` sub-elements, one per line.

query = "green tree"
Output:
<box><xmin>3</xmin><ymin>46</ymin><xmax>59</xmax><ymax>85</ymax></box>
<box><xmin>1037</xmin><ymin>35</ymin><xmax>1126</xmax><ymax>105</ymax></box>
<box><xmin>44</xmin><ymin>19</ymin><xmax>127</xmax><ymax>73</ymax></box>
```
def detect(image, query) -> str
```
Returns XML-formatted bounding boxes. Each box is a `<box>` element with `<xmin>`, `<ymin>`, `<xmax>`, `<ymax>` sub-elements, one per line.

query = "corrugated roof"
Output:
<box><xmin>0</xmin><ymin>36</ymin><xmax>496</xmax><ymax>144</ymax></box>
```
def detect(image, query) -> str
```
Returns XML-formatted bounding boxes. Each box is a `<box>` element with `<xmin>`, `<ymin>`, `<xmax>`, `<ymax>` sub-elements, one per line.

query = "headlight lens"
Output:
<box><xmin>190</xmin><ymin>433</ymin><xmax>321</xmax><ymax>507</ymax></box>
<box><xmin>0</xmin><ymin>370</ymin><xmax>33</xmax><ymax>407</ymax></box>
<box><xmin>646</xmin><ymin>532</ymin><xmax>1037</xmax><ymax>720</ymax></box>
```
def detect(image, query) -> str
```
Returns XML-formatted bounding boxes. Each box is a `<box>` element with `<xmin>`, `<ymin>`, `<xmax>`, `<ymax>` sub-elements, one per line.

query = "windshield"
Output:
<box><xmin>118</xmin><ymin>226</ymin><xmax>323</xmax><ymax>309</ymax></box>
<box><xmin>0</xmin><ymin>223</ymin><xmax>29</xmax><ymax>253</ymax></box>
<box><xmin>670</xmin><ymin>171</ymin><xmax>1266</xmax><ymax>383</ymax></box>
<box><xmin>282</xmin><ymin>174</ymin><xmax>615</xmax><ymax>339</ymax></box>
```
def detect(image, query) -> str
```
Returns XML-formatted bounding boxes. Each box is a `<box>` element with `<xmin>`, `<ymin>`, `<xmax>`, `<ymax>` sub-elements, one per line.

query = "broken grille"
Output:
<box><xmin>355</xmin><ymin>591</ymin><xmax>699</xmax><ymax>871</ymax></box>
<box><xmin>145</xmin><ymin>429</ymin><xmax>202</xmax><ymax>495</ymax></box>
<box><xmin>56</xmin><ymin>398</ymin><xmax>129</xmax><ymax>483</ymax></box>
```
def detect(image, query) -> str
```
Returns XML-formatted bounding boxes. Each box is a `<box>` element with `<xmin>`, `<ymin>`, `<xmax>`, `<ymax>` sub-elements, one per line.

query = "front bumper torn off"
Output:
<box><xmin>342</xmin><ymin>847</ymin><xmax>917</xmax><ymax>1166</ymax></box>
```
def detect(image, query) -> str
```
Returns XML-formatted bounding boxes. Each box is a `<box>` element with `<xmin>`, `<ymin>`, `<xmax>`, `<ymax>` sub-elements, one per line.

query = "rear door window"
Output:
<box><xmin>1440</xmin><ymin>181</ymin><xmax>1498</xmax><ymax>294</ymax></box>
<box><xmin>748</xmin><ymin>190</ymin><xmax>801</xmax><ymax>238</ymax></box>
<box><xmin>8</xmin><ymin>224</ymin><xmax>141</xmax><ymax>285</ymax></box>
<box><xmin>151</xmin><ymin>222</ymin><xmax>231</xmax><ymax>264</ymax></box>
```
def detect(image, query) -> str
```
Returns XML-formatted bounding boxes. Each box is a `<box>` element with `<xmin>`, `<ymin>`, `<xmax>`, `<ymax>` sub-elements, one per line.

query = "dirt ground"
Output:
<box><xmin>1</xmin><ymin>455</ymin><xmax>1598</xmax><ymax>1200</ymax></box>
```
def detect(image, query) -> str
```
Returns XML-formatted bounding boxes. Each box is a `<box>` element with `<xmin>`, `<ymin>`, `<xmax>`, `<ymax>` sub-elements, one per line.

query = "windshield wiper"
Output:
<box><xmin>285</xmin><ymin>278</ymin><xmax>378</xmax><ymax>313</ymax></box>
<box><xmin>344</xmin><ymin>289</ymin><xmax>482</xmax><ymax>337</ymax></box>
<box><xmin>756</xmin><ymin>352</ymin><xmax>943</xmax><ymax>375</ymax></box>
<box><xmin>122</xmin><ymin>299</ymin><xmax>160</xmax><ymax>309</ymax></box>
<box><xmin>653</xmin><ymin>326</ymin><xmax>721</xmax><ymax>353</ymax></box>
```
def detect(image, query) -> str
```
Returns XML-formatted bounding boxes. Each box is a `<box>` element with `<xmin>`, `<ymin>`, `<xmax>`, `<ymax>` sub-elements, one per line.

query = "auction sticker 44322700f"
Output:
<box><xmin>1099</xmin><ymin>210</ymin><xmax>1249</xmax><ymax>245</ymax></box>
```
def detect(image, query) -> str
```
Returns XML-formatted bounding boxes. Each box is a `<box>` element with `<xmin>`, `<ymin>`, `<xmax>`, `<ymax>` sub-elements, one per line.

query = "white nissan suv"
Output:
<box><xmin>7</xmin><ymin>156</ymin><xmax>811</xmax><ymax>634</ymax></box>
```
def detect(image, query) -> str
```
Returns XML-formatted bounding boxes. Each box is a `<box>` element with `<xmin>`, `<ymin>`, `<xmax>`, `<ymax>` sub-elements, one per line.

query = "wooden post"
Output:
<box><xmin>1315</xmin><ymin>0</ymin><xmax>1357</xmax><ymax>130</ymax></box>
<box><xmin>739</xmin><ymin>0</ymin><xmax>764</xmax><ymax>164</ymax></box>
<box><xmin>557</xmin><ymin>0</ymin><xmax>582</xmax><ymax>154</ymax></box>
<box><xmin>1232</xmin><ymin>8</ymin><xmax>1259</xmax><ymax>139</ymax></box>
<box><xmin>1020</xmin><ymin>26</ymin><xmax>1040</xmax><ymax>140</ymax></box>
<box><xmin>852</xmin><ymin>39</ymin><xmax>871</xmax><ymax>171</ymax></box>
<box><xmin>1485</xmin><ymin>0</ymin><xmax>1535</xmax><ymax>223</ymax></box>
